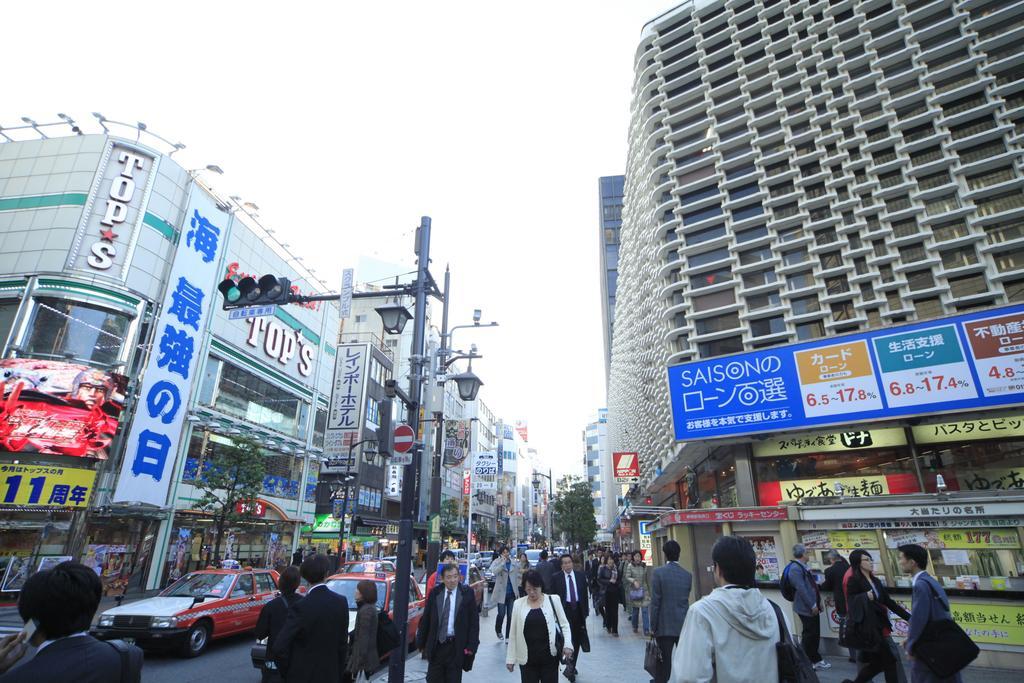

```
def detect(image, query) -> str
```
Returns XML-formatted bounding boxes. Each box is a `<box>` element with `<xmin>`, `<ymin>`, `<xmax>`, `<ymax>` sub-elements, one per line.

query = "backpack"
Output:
<box><xmin>376</xmin><ymin>608</ymin><xmax>400</xmax><ymax>655</ymax></box>
<box><xmin>106</xmin><ymin>639</ymin><xmax>143</xmax><ymax>683</ymax></box>
<box><xmin>779</xmin><ymin>561</ymin><xmax>800</xmax><ymax>602</ymax></box>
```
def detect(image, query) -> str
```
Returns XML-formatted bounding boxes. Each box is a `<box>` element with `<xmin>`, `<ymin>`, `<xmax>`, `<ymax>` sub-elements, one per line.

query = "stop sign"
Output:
<box><xmin>393</xmin><ymin>424</ymin><xmax>415</xmax><ymax>453</ymax></box>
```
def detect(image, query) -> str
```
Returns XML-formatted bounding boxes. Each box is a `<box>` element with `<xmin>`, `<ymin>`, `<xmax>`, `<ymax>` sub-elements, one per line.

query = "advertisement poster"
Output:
<box><xmin>82</xmin><ymin>544</ymin><xmax>129</xmax><ymax>595</ymax></box>
<box><xmin>265</xmin><ymin>533</ymin><xmax>284</xmax><ymax>568</ymax></box>
<box><xmin>168</xmin><ymin>528</ymin><xmax>191</xmax><ymax>582</ymax></box>
<box><xmin>0</xmin><ymin>462</ymin><xmax>97</xmax><ymax>509</ymax></box>
<box><xmin>746</xmin><ymin>536</ymin><xmax>780</xmax><ymax>582</ymax></box>
<box><xmin>0</xmin><ymin>359</ymin><xmax>127</xmax><ymax>458</ymax></box>
<box><xmin>1</xmin><ymin>555</ymin><xmax>30</xmax><ymax>592</ymax></box>
<box><xmin>443</xmin><ymin>420</ymin><xmax>471</xmax><ymax>466</ymax></box>
<box><xmin>36</xmin><ymin>555</ymin><xmax>72</xmax><ymax>573</ymax></box>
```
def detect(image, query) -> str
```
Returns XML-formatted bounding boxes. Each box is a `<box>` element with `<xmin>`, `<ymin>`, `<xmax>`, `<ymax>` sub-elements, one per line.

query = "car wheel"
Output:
<box><xmin>181</xmin><ymin>620</ymin><xmax>211</xmax><ymax>658</ymax></box>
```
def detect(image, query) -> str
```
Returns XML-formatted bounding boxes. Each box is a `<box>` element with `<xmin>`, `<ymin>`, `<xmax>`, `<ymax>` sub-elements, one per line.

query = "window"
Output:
<box><xmin>750</xmin><ymin>316</ymin><xmax>785</xmax><ymax>336</ymax></box>
<box><xmin>255</xmin><ymin>573</ymin><xmax>276</xmax><ymax>594</ymax></box>
<box><xmin>313</xmin><ymin>406</ymin><xmax>328</xmax><ymax>449</ymax></box>
<box><xmin>746</xmin><ymin>292</ymin><xmax>781</xmax><ymax>310</ymax></box>
<box><xmin>231</xmin><ymin>575</ymin><xmax>255</xmax><ymax>598</ymax></box>
<box><xmin>914</xmin><ymin>297</ymin><xmax>943</xmax><ymax>319</ymax></box>
<box><xmin>819</xmin><ymin>251</ymin><xmax>842</xmax><ymax>269</ymax></box>
<box><xmin>825</xmin><ymin>276</ymin><xmax>849</xmax><ymax>294</ymax></box>
<box><xmin>795</xmin><ymin>321</ymin><xmax>825</xmax><ymax>340</ymax></box>
<box><xmin>698</xmin><ymin>336</ymin><xmax>744</xmax><ymax>358</ymax></box>
<box><xmin>695</xmin><ymin>313</ymin><xmax>740</xmax><ymax>335</ymax></box>
<box><xmin>25</xmin><ymin>297</ymin><xmax>131</xmax><ymax>367</ymax></box>
<box><xmin>736</xmin><ymin>225</ymin><xmax>769</xmax><ymax>242</ymax></box>
<box><xmin>739</xmin><ymin>246</ymin><xmax>772</xmax><ymax>265</ymax></box>
<box><xmin>688</xmin><ymin>247</ymin><xmax>730</xmax><ymax>267</ymax></box>
<box><xmin>214</xmin><ymin>361</ymin><xmax>307</xmax><ymax>438</ymax></box>
<box><xmin>691</xmin><ymin>268</ymin><xmax>732</xmax><ymax>289</ymax></box>
<box><xmin>0</xmin><ymin>300</ymin><xmax>19</xmax><ymax>352</ymax></box>
<box><xmin>782</xmin><ymin>249</ymin><xmax>808</xmax><ymax>266</ymax></box>
<box><xmin>787</xmin><ymin>272</ymin><xmax>814</xmax><ymax>291</ymax></box>
<box><xmin>686</xmin><ymin>224</ymin><xmax>727</xmax><ymax>245</ymax></box>
<box><xmin>733</xmin><ymin>204</ymin><xmax>764</xmax><ymax>221</ymax></box>
<box><xmin>692</xmin><ymin>289</ymin><xmax>736</xmax><ymax>312</ymax></box>
<box><xmin>354</xmin><ymin>314</ymin><xmax>367</xmax><ymax>323</ymax></box>
<box><xmin>791</xmin><ymin>297</ymin><xmax>820</xmax><ymax>315</ymax></box>
<box><xmin>742</xmin><ymin>269</ymin><xmax>778</xmax><ymax>288</ymax></box>
<box><xmin>907</xmin><ymin>270</ymin><xmax>936</xmax><ymax>291</ymax></box>
<box><xmin>683</xmin><ymin>205</ymin><xmax>723</xmax><ymax>225</ymax></box>
<box><xmin>831</xmin><ymin>301</ymin><xmax>856</xmax><ymax>320</ymax></box>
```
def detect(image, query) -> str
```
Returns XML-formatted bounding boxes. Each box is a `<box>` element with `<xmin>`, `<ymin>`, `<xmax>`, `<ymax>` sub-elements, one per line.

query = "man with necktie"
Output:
<box><xmin>552</xmin><ymin>554</ymin><xmax>589</xmax><ymax>682</ymax></box>
<box><xmin>416</xmin><ymin>564</ymin><xmax>480</xmax><ymax>683</ymax></box>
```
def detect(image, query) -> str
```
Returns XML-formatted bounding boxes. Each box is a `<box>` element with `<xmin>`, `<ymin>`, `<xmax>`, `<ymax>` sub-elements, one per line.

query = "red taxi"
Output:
<box><xmin>337</xmin><ymin>560</ymin><xmax>397</xmax><ymax>574</ymax></box>
<box><xmin>93</xmin><ymin>568</ymin><xmax>279</xmax><ymax>657</ymax></box>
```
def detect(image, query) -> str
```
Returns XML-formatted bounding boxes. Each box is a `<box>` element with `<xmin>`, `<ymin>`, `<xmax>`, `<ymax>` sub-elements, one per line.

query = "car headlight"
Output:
<box><xmin>151</xmin><ymin>616</ymin><xmax>179</xmax><ymax>628</ymax></box>
<box><xmin>98</xmin><ymin>615</ymin><xmax>114</xmax><ymax>627</ymax></box>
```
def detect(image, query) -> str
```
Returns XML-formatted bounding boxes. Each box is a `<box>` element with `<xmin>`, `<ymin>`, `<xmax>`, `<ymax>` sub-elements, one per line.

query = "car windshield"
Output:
<box><xmin>326</xmin><ymin>578</ymin><xmax>387</xmax><ymax>611</ymax></box>
<box><xmin>162</xmin><ymin>573</ymin><xmax>235</xmax><ymax>599</ymax></box>
<box><xmin>341</xmin><ymin>562</ymin><xmax>395</xmax><ymax>573</ymax></box>
<box><xmin>525</xmin><ymin>550</ymin><xmax>542</xmax><ymax>564</ymax></box>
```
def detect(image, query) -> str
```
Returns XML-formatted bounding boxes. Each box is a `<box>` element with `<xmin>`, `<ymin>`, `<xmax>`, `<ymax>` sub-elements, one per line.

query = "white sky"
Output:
<box><xmin>4</xmin><ymin>0</ymin><xmax>673</xmax><ymax>480</ymax></box>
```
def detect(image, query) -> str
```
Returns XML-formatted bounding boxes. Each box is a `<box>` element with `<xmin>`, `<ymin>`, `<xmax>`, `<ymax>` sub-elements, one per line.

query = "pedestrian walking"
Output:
<box><xmin>292</xmin><ymin>548</ymin><xmax>303</xmax><ymax>566</ymax></box>
<box><xmin>551</xmin><ymin>554</ymin><xmax>589</xmax><ymax>681</ymax></box>
<box><xmin>585</xmin><ymin>551</ymin><xmax>601</xmax><ymax>610</ymax></box>
<box><xmin>670</xmin><ymin>536</ymin><xmax>787</xmax><ymax>683</ymax></box>
<box><xmin>822</xmin><ymin>549</ymin><xmax>856</xmax><ymax>663</ymax></box>
<box><xmin>649</xmin><ymin>540</ymin><xmax>691</xmax><ymax>683</ymax></box>
<box><xmin>326</xmin><ymin>548</ymin><xmax>339</xmax><ymax>574</ymax></box>
<box><xmin>536</xmin><ymin>550</ymin><xmax>557</xmax><ymax>593</ymax></box>
<box><xmin>490</xmin><ymin>546</ymin><xmax>520</xmax><ymax>641</ymax></box>
<box><xmin>416</xmin><ymin>563</ymin><xmax>480</xmax><ymax>683</ymax></box>
<box><xmin>255</xmin><ymin>566</ymin><xmax>304</xmax><ymax>683</ymax></box>
<box><xmin>347</xmin><ymin>580</ymin><xmax>380</xmax><ymax>683</ymax></box>
<box><xmin>273</xmin><ymin>555</ymin><xmax>349</xmax><ymax>683</ymax></box>
<box><xmin>624</xmin><ymin>550</ymin><xmax>652</xmax><ymax>636</ymax></box>
<box><xmin>506</xmin><ymin>570</ymin><xmax>574</xmax><ymax>683</ymax></box>
<box><xmin>0</xmin><ymin>562</ymin><xmax>143</xmax><ymax>683</ymax></box>
<box><xmin>597</xmin><ymin>555</ymin><xmax>621</xmax><ymax>636</ymax></box>
<box><xmin>841</xmin><ymin>549</ymin><xmax>911</xmax><ymax>683</ymax></box>
<box><xmin>427</xmin><ymin>549</ymin><xmax>458</xmax><ymax>597</ymax></box>
<box><xmin>899</xmin><ymin>544</ymin><xmax>966</xmax><ymax>683</ymax></box>
<box><xmin>786</xmin><ymin>543</ymin><xmax>830</xmax><ymax>671</ymax></box>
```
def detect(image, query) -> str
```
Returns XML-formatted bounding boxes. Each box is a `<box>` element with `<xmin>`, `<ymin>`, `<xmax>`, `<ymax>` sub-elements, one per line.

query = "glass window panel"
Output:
<box><xmin>215</xmin><ymin>361</ymin><xmax>304</xmax><ymax>438</ymax></box>
<box><xmin>25</xmin><ymin>297</ymin><xmax>131</xmax><ymax>367</ymax></box>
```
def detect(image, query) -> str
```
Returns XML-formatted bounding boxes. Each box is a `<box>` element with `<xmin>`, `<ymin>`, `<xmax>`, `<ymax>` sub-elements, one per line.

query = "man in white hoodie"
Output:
<box><xmin>670</xmin><ymin>536</ymin><xmax>789</xmax><ymax>683</ymax></box>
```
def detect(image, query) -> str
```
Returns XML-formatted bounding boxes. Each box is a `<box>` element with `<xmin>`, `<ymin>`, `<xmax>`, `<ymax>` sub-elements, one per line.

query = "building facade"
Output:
<box><xmin>610</xmin><ymin>0</ymin><xmax>1024</xmax><ymax>667</ymax></box>
<box><xmin>0</xmin><ymin>128</ymin><xmax>341</xmax><ymax>597</ymax></box>
<box><xmin>598</xmin><ymin>176</ymin><xmax>624</xmax><ymax>383</ymax></box>
<box><xmin>583</xmin><ymin>410</ymin><xmax>615</xmax><ymax>541</ymax></box>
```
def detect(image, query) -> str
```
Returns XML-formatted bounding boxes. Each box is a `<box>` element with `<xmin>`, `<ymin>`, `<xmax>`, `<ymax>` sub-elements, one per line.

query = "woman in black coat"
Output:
<box><xmin>841</xmin><ymin>549</ymin><xmax>911</xmax><ymax>683</ymax></box>
<box><xmin>596</xmin><ymin>555</ymin><xmax>621</xmax><ymax>636</ymax></box>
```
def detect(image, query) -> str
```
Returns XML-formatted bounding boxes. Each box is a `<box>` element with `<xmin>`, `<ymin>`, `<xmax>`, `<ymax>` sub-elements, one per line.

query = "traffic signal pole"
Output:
<box><xmin>388</xmin><ymin>216</ymin><xmax>432</xmax><ymax>683</ymax></box>
<box><xmin>425</xmin><ymin>266</ymin><xmax>450</xmax><ymax>579</ymax></box>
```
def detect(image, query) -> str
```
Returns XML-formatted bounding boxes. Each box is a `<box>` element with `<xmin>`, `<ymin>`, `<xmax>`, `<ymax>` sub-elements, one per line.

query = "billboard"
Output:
<box><xmin>114</xmin><ymin>189</ymin><xmax>228</xmax><ymax>506</ymax></box>
<box><xmin>443</xmin><ymin>419</ymin><xmax>471</xmax><ymax>466</ymax></box>
<box><xmin>322</xmin><ymin>342</ymin><xmax>369</xmax><ymax>473</ymax></box>
<box><xmin>613</xmin><ymin>451</ymin><xmax>640</xmax><ymax>483</ymax></box>
<box><xmin>668</xmin><ymin>304</ymin><xmax>1024</xmax><ymax>441</ymax></box>
<box><xmin>0</xmin><ymin>359</ymin><xmax>127</xmax><ymax>459</ymax></box>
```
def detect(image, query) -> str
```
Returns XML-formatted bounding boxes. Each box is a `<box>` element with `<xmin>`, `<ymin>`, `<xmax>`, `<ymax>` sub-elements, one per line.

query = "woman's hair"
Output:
<box><xmin>605</xmin><ymin>555</ymin><xmax>616</xmax><ymax>565</ymax></box>
<box><xmin>849</xmin><ymin>549</ymin><xmax>873</xmax><ymax>571</ymax></box>
<box><xmin>499</xmin><ymin>545</ymin><xmax>509</xmax><ymax>555</ymax></box>
<box><xmin>356</xmin><ymin>579</ymin><xmax>378</xmax><ymax>605</ymax></box>
<box><xmin>278</xmin><ymin>566</ymin><xmax>301</xmax><ymax>595</ymax></box>
<box><xmin>632</xmin><ymin>550</ymin><xmax>642</xmax><ymax>561</ymax></box>
<box><xmin>522</xmin><ymin>569</ymin><xmax>544</xmax><ymax>590</ymax></box>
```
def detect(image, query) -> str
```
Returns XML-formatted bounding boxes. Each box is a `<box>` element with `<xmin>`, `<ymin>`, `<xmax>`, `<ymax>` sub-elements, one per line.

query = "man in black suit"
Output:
<box><xmin>0</xmin><ymin>562</ymin><xmax>142</xmax><ymax>683</ymax></box>
<box><xmin>416</xmin><ymin>563</ymin><xmax>480</xmax><ymax>683</ymax></box>
<box><xmin>552</xmin><ymin>554</ymin><xmax>589</xmax><ymax>682</ymax></box>
<box><xmin>536</xmin><ymin>550</ymin><xmax>556</xmax><ymax>593</ymax></box>
<box><xmin>650</xmin><ymin>540</ymin><xmax>692</xmax><ymax>683</ymax></box>
<box><xmin>273</xmin><ymin>555</ymin><xmax>349</xmax><ymax>683</ymax></box>
<box><xmin>255</xmin><ymin>566</ymin><xmax>303</xmax><ymax>682</ymax></box>
<box><xmin>585</xmin><ymin>551</ymin><xmax>601</xmax><ymax>609</ymax></box>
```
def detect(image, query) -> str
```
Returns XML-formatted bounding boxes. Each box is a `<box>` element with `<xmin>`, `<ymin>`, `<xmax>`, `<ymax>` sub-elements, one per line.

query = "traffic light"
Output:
<box><xmin>217</xmin><ymin>274</ymin><xmax>292</xmax><ymax>309</ymax></box>
<box><xmin>375</xmin><ymin>398</ymin><xmax>393</xmax><ymax>459</ymax></box>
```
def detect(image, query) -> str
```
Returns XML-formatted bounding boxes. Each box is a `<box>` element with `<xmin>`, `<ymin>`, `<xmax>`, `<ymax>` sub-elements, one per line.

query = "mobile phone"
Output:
<box><xmin>21</xmin><ymin>619</ymin><xmax>37</xmax><ymax>641</ymax></box>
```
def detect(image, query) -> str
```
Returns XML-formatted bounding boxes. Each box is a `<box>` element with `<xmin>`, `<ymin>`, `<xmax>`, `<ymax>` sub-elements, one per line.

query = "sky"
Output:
<box><xmin>3</xmin><ymin>0</ymin><xmax>673</xmax><ymax>480</ymax></box>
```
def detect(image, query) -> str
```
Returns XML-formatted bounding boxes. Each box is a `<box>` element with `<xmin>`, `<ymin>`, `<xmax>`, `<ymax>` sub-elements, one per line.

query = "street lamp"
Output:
<box><xmin>448</xmin><ymin>367</ymin><xmax>483</xmax><ymax>401</ymax></box>
<box><xmin>375</xmin><ymin>301</ymin><xmax>413</xmax><ymax>335</ymax></box>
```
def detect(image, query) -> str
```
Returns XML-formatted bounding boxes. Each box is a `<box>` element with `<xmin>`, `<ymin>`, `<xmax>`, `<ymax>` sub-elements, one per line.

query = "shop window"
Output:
<box><xmin>882</xmin><ymin>531</ymin><xmax>1022</xmax><ymax>591</ymax></box>
<box><xmin>24</xmin><ymin>297</ymin><xmax>131</xmax><ymax>367</ymax></box>
<box><xmin>312</xmin><ymin>406</ymin><xmax>328</xmax><ymax>449</ymax></box>
<box><xmin>0</xmin><ymin>299</ymin><xmax>19</xmax><ymax>351</ymax></box>
<box><xmin>754</xmin><ymin>449</ymin><xmax>920</xmax><ymax>506</ymax></box>
<box><xmin>214</xmin><ymin>361</ymin><xmax>307</xmax><ymax>438</ymax></box>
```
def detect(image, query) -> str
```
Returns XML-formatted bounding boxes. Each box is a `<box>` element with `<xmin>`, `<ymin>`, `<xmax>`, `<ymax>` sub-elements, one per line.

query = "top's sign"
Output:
<box><xmin>668</xmin><ymin>304</ymin><xmax>1024</xmax><ymax>441</ymax></box>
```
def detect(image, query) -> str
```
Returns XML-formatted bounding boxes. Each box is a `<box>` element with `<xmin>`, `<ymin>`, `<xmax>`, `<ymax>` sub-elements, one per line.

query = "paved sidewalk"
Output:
<box><xmin>376</xmin><ymin>602</ymin><xmax>1020</xmax><ymax>682</ymax></box>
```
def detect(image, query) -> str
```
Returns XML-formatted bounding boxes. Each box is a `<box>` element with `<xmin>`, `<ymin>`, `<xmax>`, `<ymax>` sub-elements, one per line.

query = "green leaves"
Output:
<box><xmin>191</xmin><ymin>436</ymin><xmax>267</xmax><ymax>561</ymax></box>
<box><xmin>552</xmin><ymin>475</ymin><xmax>598</xmax><ymax>547</ymax></box>
<box><xmin>439</xmin><ymin>498</ymin><xmax>462</xmax><ymax>540</ymax></box>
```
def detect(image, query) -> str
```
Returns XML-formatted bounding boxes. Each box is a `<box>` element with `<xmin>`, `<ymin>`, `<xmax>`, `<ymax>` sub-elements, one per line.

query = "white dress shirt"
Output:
<box><xmin>564</xmin><ymin>571</ymin><xmax>578</xmax><ymax>603</ymax></box>
<box><xmin>443</xmin><ymin>588</ymin><xmax>456</xmax><ymax>638</ymax></box>
<box><xmin>912</xmin><ymin>570</ymin><xmax>926</xmax><ymax>587</ymax></box>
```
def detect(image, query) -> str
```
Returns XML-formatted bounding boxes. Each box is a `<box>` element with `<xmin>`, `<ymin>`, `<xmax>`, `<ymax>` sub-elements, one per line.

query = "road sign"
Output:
<box><xmin>390</xmin><ymin>452</ymin><xmax>413</xmax><ymax>466</ymax></box>
<box><xmin>227</xmin><ymin>304</ymin><xmax>277</xmax><ymax>320</ymax></box>
<box><xmin>613</xmin><ymin>451</ymin><xmax>641</xmax><ymax>483</ymax></box>
<box><xmin>393</xmin><ymin>424</ymin><xmax>415</xmax><ymax>453</ymax></box>
<box><xmin>473</xmin><ymin>451</ymin><xmax>498</xmax><ymax>476</ymax></box>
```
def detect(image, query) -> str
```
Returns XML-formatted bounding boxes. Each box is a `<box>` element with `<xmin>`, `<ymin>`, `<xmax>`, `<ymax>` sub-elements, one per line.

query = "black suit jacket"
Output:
<box><xmin>256</xmin><ymin>592</ymin><xmax>303</xmax><ymax>664</ymax></box>
<box><xmin>415</xmin><ymin>583</ymin><xmax>480</xmax><ymax>668</ymax></box>
<box><xmin>273</xmin><ymin>585</ymin><xmax>349</xmax><ymax>683</ymax></box>
<box><xmin>552</xmin><ymin>569</ymin><xmax>590</xmax><ymax>622</ymax></box>
<box><xmin>0</xmin><ymin>634</ymin><xmax>142</xmax><ymax>683</ymax></box>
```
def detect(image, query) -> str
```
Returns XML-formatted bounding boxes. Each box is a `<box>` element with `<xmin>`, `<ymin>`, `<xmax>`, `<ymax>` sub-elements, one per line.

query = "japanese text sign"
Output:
<box><xmin>444</xmin><ymin>419</ymin><xmax>471</xmax><ymax>466</ymax></box>
<box><xmin>945</xmin><ymin>602</ymin><xmax>1024</xmax><ymax>646</ymax></box>
<box><xmin>114</xmin><ymin>189</ymin><xmax>227</xmax><ymax>506</ymax></box>
<box><xmin>0</xmin><ymin>463</ymin><xmax>96</xmax><ymax>509</ymax></box>
<box><xmin>323</xmin><ymin>343</ymin><xmax>369</xmax><ymax>470</ymax></box>
<box><xmin>667</xmin><ymin>304</ymin><xmax>1024</xmax><ymax>440</ymax></box>
<box><xmin>613</xmin><ymin>451</ymin><xmax>641</xmax><ymax>483</ymax></box>
<box><xmin>752</xmin><ymin>427</ymin><xmax>906</xmax><ymax>457</ymax></box>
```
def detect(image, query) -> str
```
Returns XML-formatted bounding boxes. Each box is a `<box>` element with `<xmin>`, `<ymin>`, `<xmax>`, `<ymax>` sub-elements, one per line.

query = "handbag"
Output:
<box><xmin>579</xmin><ymin>624</ymin><xmax>591</xmax><ymax>653</ymax></box>
<box><xmin>548</xmin><ymin>596</ymin><xmax>566</xmax><ymax>658</ymax></box>
<box><xmin>629</xmin><ymin>587</ymin><xmax>645</xmax><ymax>601</ymax></box>
<box><xmin>769</xmin><ymin>601</ymin><xmax>820</xmax><ymax>683</ymax></box>
<box><xmin>643</xmin><ymin>638</ymin><xmax>661</xmax><ymax>679</ymax></box>
<box><xmin>912</xmin><ymin>582</ymin><xmax>979</xmax><ymax>678</ymax></box>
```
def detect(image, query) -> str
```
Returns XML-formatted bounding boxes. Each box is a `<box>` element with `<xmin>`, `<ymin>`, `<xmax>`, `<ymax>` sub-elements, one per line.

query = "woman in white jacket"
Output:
<box><xmin>505</xmin><ymin>569</ymin><xmax>574</xmax><ymax>683</ymax></box>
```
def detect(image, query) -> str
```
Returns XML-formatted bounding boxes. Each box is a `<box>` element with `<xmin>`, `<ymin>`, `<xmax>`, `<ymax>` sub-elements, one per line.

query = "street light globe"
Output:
<box><xmin>375</xmin><ymin>302</ymin><xmax>412</xmax><ymax>335</ymax></box>
<box><xmin>449</xmin><ymin>369</ymin><xmax>483</xmax><ymax>402</ymax></box>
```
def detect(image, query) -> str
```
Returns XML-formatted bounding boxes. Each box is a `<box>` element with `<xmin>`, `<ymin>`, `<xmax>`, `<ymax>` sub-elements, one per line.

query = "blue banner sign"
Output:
<box><xmin>667</xmin><ymin>304</ymin><xmax>1024</xmax><ymax>441</ymax></box>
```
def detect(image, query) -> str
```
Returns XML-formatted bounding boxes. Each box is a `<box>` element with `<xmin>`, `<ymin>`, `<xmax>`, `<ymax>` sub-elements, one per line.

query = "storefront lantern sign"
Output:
<box><xmin>667</xmin><ymin>304</ymin><xmax>1024</xmax><ymax>441</ymax></box>
<box><xmin>113</xmin><ymin>191</ymin><xmax>227</xmax><ymax>507</ymax></box>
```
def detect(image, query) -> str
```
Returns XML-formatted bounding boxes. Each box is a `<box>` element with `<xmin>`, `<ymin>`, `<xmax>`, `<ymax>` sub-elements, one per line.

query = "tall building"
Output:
<box><xmin>608</xmin><ymin>0</ymin><xmax>1024</xmax><ymax>660</ymax></box>
<box><xmin>598</xmin><ymin>176</ymin><xmax>624</xmax><ymax>383</ymax></box>
<box><xmin>583</xmin><ymin>410</ymin><xmax>614</xmax><ymax>541</ymax></box>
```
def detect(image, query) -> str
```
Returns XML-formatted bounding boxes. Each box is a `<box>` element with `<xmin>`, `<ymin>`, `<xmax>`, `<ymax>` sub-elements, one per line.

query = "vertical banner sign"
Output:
<box><xmin>339</xmin><ymin>268</ymin><xmax>354</xmax><ymax>319</ymax></box>
<box><xmin>667</xmin><ymin>304</ymin><xmax>1024</xmax><ymax>440</ymax></box>
<box><xmin>473</xmin><ymin>451</ymin><xmax>498</xmax><ymax>490</ymax></box>
<box><xmin>613</xmin><ymin>452</ymin><xmax>641</xmax><ymax>483</ymax></box>
<box><xmin>114</xmin><ymin>191</ymin><xmax>226</xmax><ymax>505</ymax></box>
<box><xmin>443</xmin><ymin>419</ymin><xmax>471</xmax><ymax>466</ymax></box>
<box><xmin>323</xmin><ymin>343</ymin><xmax>369</xmax><ymax>473</ymax></box>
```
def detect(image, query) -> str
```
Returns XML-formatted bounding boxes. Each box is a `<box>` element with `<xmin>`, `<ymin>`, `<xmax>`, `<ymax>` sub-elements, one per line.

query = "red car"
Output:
<box><xmin>327</xmin><ymin>572</ymin><xmax>425</xmax><ymax>655</ymax></box>
<box><xmin>93</xmin><ymin>568</ymin><xmax>280</xmax><ymax>657</ymax></box>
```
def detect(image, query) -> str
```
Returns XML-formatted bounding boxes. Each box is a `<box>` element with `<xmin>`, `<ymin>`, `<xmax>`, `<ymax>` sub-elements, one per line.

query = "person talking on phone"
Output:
<box><xmin>0</xmin><ymin>561</ymin><xmax>142</xmax><ymax>683</ymax></box>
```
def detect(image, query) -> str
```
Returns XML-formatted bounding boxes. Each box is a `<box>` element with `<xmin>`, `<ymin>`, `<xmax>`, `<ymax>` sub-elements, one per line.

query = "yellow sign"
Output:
<box><xmin>912</xmin><ymin>413</ymin><xmax>1024</xmax><ymax>444</ymax></box>
<box><xmin>779</xmin><ymin>475</ymin><xmax>890</xmax><ymax>503</ymax></box>
<box><xmin>946</xmin><ymin>602</ymin><xmax>1024</xmax><ymax>646</ymax></box>
<box><xmin>938</xmin><ymin>529</ymin><xmax>1020</xmax><ymax>549</ymax></box>
<box><xmin>827</xmin><ymin>530</ymin><xmax>879</xmax><ymax>549</ymax></box>
<box><xmin>0</xmin><ymin>463</ymin><xmax>96</xmax><ymax>508</ymax></box>
<box><xmin>753</xmin><ymin>428</ymin><xmax>906</xmax><ymax>457</ymax></box>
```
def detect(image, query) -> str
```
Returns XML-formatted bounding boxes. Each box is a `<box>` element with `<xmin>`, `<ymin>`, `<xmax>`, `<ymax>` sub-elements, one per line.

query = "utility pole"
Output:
<box><xmin>388</xmin><ymin>217</ymin><xmax>431</xmax><ymax>683</ymax></box>
<box><xmin>426</xmin><ymin>266</ymin><xmax>451</xmax><ymax>575</ymax></box>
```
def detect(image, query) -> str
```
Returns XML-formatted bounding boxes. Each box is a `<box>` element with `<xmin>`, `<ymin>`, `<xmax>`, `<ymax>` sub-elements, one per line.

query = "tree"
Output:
<box><xmin>552</xmin><ymin>475</ymin><xmax>598</xmax><ymax>548</ymax></box>
<box><xmin>193</xmin><ymin>436</ymin><xmax>266</xmax><ymax>563</ymax></box>
<box><xmin>440</xmin><ymin>498</ymin><xmax>461</xmax><ymax>541</ymax></box>
<box><xmin>495</xmin><ymin>518</ymin><xmax>510</xmax><ymax>546</ymax></box>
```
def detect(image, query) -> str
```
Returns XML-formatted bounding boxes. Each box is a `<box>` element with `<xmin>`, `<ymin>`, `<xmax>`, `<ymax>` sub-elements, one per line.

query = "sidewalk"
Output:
<box><xmin>375</xmin><ymin>601</ymin><xmax>1021</xmax><ymax>683</ymax></box>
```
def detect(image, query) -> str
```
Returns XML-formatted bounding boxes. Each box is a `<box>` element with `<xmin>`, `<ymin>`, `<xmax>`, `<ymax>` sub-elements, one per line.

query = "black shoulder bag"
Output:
<box><xmin>912</xmin><ymin>581</ymin><xmax>979</xmax><ymax>679</ymax></box>
<box><xmin>768</xmin><ymin>601</ymin><xmax>819</xmax><ymax>683</ymax></box>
